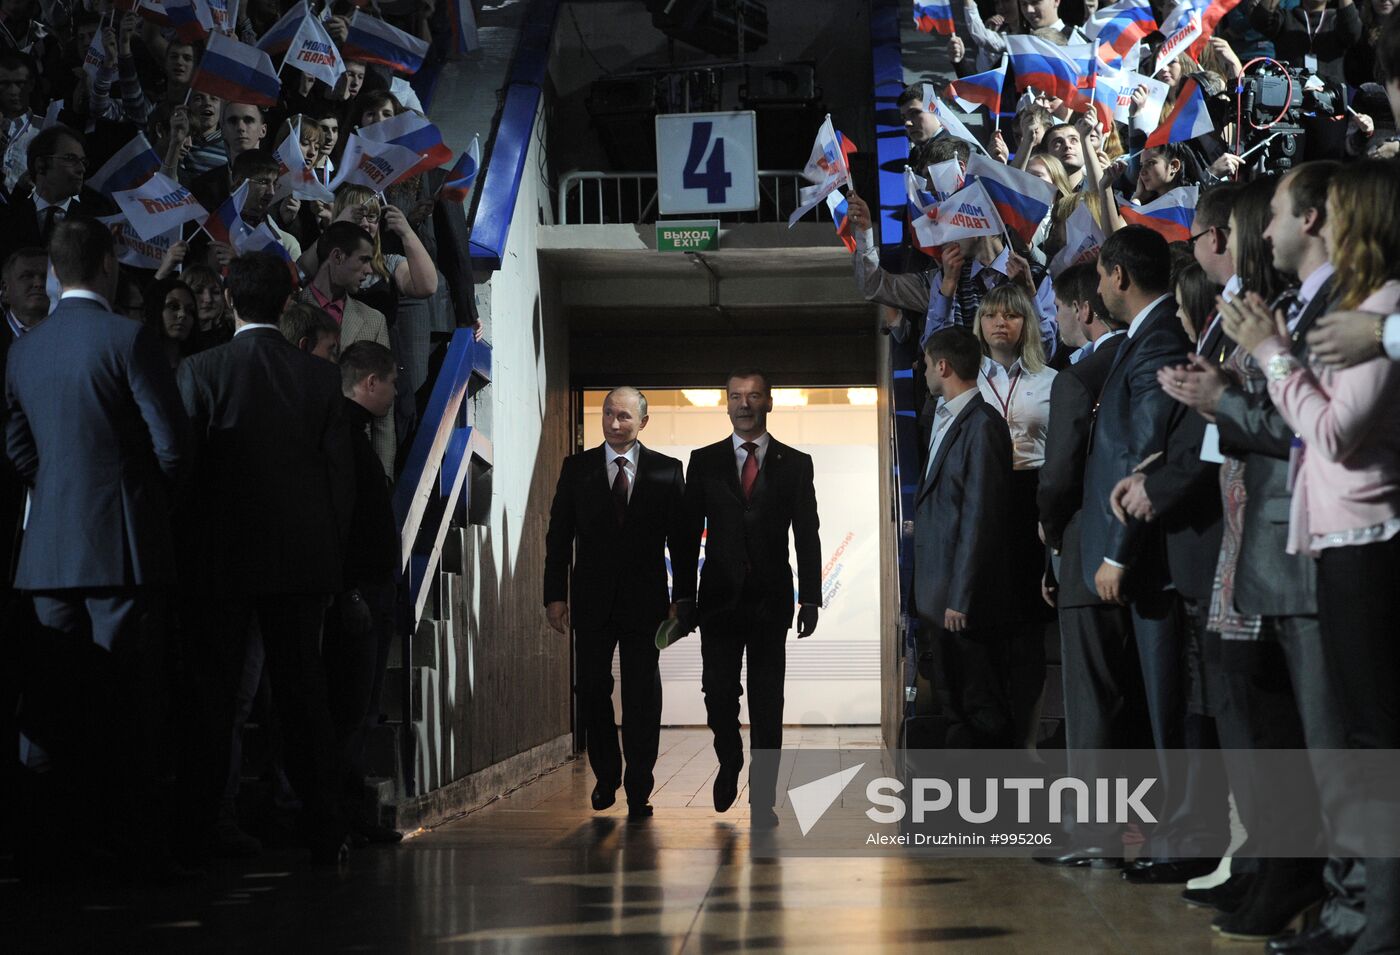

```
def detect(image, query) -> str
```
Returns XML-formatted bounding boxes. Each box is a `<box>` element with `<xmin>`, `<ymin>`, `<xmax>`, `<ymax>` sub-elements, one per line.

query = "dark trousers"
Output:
<box><xmin>1130</xmin><ymin>590</ymin><xmax>1229</xmax><ymax>858</ymax></box>
<box><xmin>25</xmin><ymin>589</ymin><xmax>167</xmax><ymax>858</ymax></box>
<box><xmin>927</xmin><ymin>622</ymin><xmax>1024</xmax><ymax>748</ymax></box>
<box><xmin>1058</xmin><ymin>600</ymin><xmax>1147</xmax><ymax>847</ymax></box>
<box><xmin>185</xmin><ymin>593</ymin><xmax>343</xmax><ymax>850</ymax></box>
<box><xmin>324</xmin><ymin>583</ymin><xmax>395</xmax><ymax>807</ymax></box>
<box><xmin>700</xmin><ymin>609</ymin><xmax>787</xmax><ymax>809</ymax></box>
<box><xmin>1317</xmin><ymin>538</ymin><xmax>1400</xmax><ymax>954</ymax></box>
<box><xmin>576</xmin><ymin>624</ymin><xmax>662</xmax><ymax>806</ymax></box>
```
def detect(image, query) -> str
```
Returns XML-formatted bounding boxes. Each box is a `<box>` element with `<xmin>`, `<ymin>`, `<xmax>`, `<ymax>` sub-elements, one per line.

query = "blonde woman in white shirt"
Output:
<box><xmin>972</xmin><ymin>282</ymin><xmax>1058</xmax><ymax>750</ymax></box>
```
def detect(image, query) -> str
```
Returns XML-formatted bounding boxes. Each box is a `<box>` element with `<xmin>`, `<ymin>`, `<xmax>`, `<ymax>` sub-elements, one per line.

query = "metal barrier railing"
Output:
<box><xmin>556</xmin><ymin>170</ymin><xmax>833</xmax><ymax>225</ymax></box>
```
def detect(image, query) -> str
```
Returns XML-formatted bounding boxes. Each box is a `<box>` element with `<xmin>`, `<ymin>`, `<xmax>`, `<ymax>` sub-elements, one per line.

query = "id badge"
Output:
<box><xmin>1304</xmin><ymin>54</ymin><xmax>1318</xmax><ymax>73</ymax></box>
<box><xmin>1199</xmin><ymin>424</ymin><xmax>1225</xmax><ymax>464</ymax></box>
<box><xmin>1287</xmin><ymin>436</ymin><xmax>1304</xmax><ymax>493</ymax></box>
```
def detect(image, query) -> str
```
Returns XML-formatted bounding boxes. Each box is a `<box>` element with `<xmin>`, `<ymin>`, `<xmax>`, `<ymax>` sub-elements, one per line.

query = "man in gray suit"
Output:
<box><xmin>912</xmin><ymin>326</ymin><xmax>1014</xmax><ymax>748</ymax></box>
<box><xmin>4</xmin><ymin>216</ymin><xmax>187</xmax><ymax>874</ymax></box>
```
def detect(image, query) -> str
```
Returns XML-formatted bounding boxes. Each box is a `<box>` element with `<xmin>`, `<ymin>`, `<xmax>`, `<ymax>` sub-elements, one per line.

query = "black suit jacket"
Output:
<box><xmin>1038</xmin><ymin>333</ymin><xmax>1124</xmax><ymax>608</ymax></box>
<box><xmin>0</xmin><ymin>323</ymin><xmax>25</xmax><ymax>583</ymax></box>
<box><xmin>5</xmin><ymin>296</ymin><xmax>186</xmax><ymax>589</ymax></box>
<box><xmin>1140</xmin><ymin>319</ymin><xmax>1233</xmax><ymax>604</ymax></box>
<box><xmin>0</xmin><ymin>188</ymin><xmax>116</xmax><ymax>264</ymax></box>
<box><xmin>543</xmin><ymin>443</ymin><xmax>691</xmax><ymax>633</ymax></box>
<box><xmin>1213</xmin><ymin>278</ymin><xmax>1332</xmax><ymax>617</ymax></box>
<box><xmin>176</xmin><ymin>327</ymin><xmax>351</xmax><ymax>595</ymax></box>
<box><xmin>679</xmin><ymin>435</ymin><xmax>821</xmax><ymax>630</ymax></box>
<box><xmin>913</xmin><ymin>392</ymin><xmax>1013</xmax><ymax>628</ymax></box>
<box><xmin>1080</xmin><ymin>297</ymin><xmax>1190</xmax><ymax>595</ymax></box>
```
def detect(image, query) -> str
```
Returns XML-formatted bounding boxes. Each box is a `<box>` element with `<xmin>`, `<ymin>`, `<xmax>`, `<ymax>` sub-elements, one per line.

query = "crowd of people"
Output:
<box><xmin>0</xmin><ymin>0</ymin><xmax>482</xmax><ymax>879</ymax></box>
<box><xmin>842</xmin><ymin>0</ymin><xmax>1400</xmax><ymax>951</ymax></box>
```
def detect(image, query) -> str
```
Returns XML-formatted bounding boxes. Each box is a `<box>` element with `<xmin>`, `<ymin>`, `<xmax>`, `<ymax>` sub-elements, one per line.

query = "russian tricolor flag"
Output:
<box><xmin>824</xmin><ymin>191</ymin><xmax>857</xmax><ymax>253</ymax></box>
<box><xmin>256</xmin><ymin>2</ymin><xmax>305</xmax><ymax>57</ymax></box>
<box><xmin>88</xmin><ymin>133</ymin><xmax>163</xmax><ymax>196</ymax></box>
<box><xmin>945</xmin><ymin>58</ymin><xmax>1006</xmax><ymax>116</ymax></box>
<box><xmin>356</xmin><ymin>112</ymin><xmax>454</xmax><ymax>180</ymax></box>
<box><xmin>341</xmin><ymin>11</ymin><xmax>428</xmax><ymax>75</ymax></box>
<box><xmin>1118</xmin><ymin>184</ymin><xmax>1200</xmax><ymax>243</ymax></box>
<box><xmin>164</xmin><ymin>0</ymin><xmax>214</xmax><ymax>43</ymax></box>
<box><xmin>202</xmin><ymin>181</ymin><xmax>251</xmax><ymax>247</ymax></box>
<box><xmin>1087</xmin><ymin>56</ymin><xmax>1122</xmax><ymax>132</ymax></box>
<box><xmin>191</xmin><ymin>32</ymin><xmax>281</xmax><ymax>107</ymax></box>
<box><xmin>438</xmin><ymin>135</ymin><xmax>481</xmax><ymax>203</ymax></box>
<box><xmin>234</xmin><ymin>223</ymin><xmax>300</xmax><ymax>285</ymax></box>
<box><xmin>913</xmin><ymin>0</ymin><xmax>956</xmax><ymax>35</ymax></box>
<box><xmin>1085</xmin><ymin>0</ymin><xmax>1157</xmax><ymax>61</ymax></box>
<box><xmin>446</xmin><ymin>0</ymin><xmax>480</xmax><ymax>54</ymax></box>
<box><xmin>1006</xmin><ymin>35</ymin><xmax>1089</xmax><ymax>112</ymax></box>
<box><xmin>1144</xmin><ymin>78</ymin><xmax>1214</xmax><ymax>149</ymax></box>
<box><xmin>964</xmin><ymin>151</ymin><xmax>1057</xmax><ymax>245</ymax></box>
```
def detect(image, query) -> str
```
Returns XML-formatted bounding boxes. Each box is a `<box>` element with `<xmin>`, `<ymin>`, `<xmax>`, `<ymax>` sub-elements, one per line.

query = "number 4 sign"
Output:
<box><xmin>656</xmin><ymin>111</ymin><xmax>759</xmax><ymax>215</ymax></box>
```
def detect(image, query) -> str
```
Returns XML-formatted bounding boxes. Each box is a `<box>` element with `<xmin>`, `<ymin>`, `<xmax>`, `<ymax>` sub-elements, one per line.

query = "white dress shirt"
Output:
<box><xmin>32</xmin><ymin>192</ymin><xmax>74</xmax><ymax>231</ymax></box>
<box><xmin>58</xmin><ymin>289</ymin><xmax>112</xmax><ymax>311</ymax></box>
<box><xmin>1295</xmin><ymin>262</ymin><xmax>1334</xmax><ymax>326</ymax></box>
<box><xmin>731</xmin><ymin>431</ymin><xmax>771</xmax><ymax>481</ymax></box>
<box><xmin>978</xmin><ymin>355</ymin><xmax>1057</xmax><ymax>470</ymax></box>
<box><xmin>926</xmin><ymin>387</ymin><xmax>978</xmax><ymax>478</ymax></box>
<box><xmin>605</xmin><ymin>441</ymin><xmax>641</xmax><ymax>504</ymax></box>
<box><xmin>1127</xmin><ymin>293</ymin><xmax>1173</xmax><ymax>338</ymax></box>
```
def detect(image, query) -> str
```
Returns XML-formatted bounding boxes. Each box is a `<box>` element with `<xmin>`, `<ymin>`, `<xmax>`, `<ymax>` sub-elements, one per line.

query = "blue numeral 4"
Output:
<box><xmin>681</xmin><ymin>121</ymin><xmax>732</xmax><ymax>204</ymax></box>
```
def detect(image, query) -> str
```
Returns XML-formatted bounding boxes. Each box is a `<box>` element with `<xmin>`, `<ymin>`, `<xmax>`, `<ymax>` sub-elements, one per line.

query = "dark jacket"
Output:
<box><xmin>1250</xmin><ymin>2</ymin><xmax>1362</xmax><ymax>88</ymax></box>
<box><xmin>342</xmin><ymin>398</ymin><xmax>398</xmax><ymax>590</ymax></box>
<box><xmin>1140</xmin><ymin>319</ymin><xmax>1232</xmax><ymax>604</ymax></box>
<box><xmin>913</xmin><ymin>391</ymin><xmax>1013</xmax><ymax>628</ymax></box>
<box><xmin>1213</xmin><ymin>279</ymin><xmax>1333</xmax><ymax>617</ymax></box>
<box><xmin>679</xmin><ymin>435</ymin><xmax>821</xmax><ymax>629</ymax></box>
<box><xmin>1038</xmin><ymin>333</ymin><xmax>1124</xmax><ymax>609</ymax></box>
<box><xmin>0</xmin><ymin>187</ymin><xmax>116</xmax><ymax>264</ymax></box>
<box><xmin>543</xmin><ymin>443</ymin><xmax>691</xmax><ymax>633</ymax></box>
<box><xmin>1079</xmin><ymin>297</ymin><xmax>1190</xmax><ymax>596</ymax></box>
<box><xmin>176</xmin><ymin>326</ymin><xmax>351</xmax><ymax>595</ymax></box>
<box><xmin>4</xmin><ymin>295</ymin><xmax>186</xmax><ymax>589</ymax></box>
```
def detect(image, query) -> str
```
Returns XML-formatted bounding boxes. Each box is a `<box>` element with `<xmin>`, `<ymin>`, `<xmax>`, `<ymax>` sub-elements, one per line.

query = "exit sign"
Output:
<box><xmin>657</xmin><ymin>220</ymin><xmax>720</xmax><ymax>252</ymax></box>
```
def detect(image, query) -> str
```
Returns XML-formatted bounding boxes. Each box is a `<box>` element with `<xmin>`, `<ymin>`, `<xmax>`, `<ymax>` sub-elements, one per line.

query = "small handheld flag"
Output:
<box><xmin>913</xmin><ymin>0</ymin><xmax>956</xmax><ymax>35</ymax></box>
<box><xmin>1118</xmin><ymin>184</ymin><xmax>1200</xmax><ymax>242</ymax></box>
<box><xmin>1144</xmin><ymin>78</ymin><xmax>1214</xmax><ymax>149</ymax></box>
<box><xmin>438</xmin><ymin>135</ymin><xmax>481</xmax><ymax>203</ymax></box>
<box><xmin>190</xmin><ymin>32</ymin><xmax>281</xmax><ymax>107</ymax></box>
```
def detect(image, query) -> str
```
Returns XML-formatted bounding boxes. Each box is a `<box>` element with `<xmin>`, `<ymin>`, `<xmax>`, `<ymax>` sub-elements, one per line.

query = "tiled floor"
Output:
<box><xmin>3</xmin><ymin>728</ymin><xmax>1257</xmax><ymax>952</ymax></box>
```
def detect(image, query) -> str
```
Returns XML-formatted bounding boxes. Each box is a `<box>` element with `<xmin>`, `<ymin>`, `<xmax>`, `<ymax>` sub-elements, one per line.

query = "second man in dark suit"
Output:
<box><xmin>675</xmin><ymin>369</ymin><xmax>821</xmax><ymax>829</ymax></box>
<box><xmin>544</xmin><ymin>387</ymin><xmax>692</xmax><ymax>819</ymax></box>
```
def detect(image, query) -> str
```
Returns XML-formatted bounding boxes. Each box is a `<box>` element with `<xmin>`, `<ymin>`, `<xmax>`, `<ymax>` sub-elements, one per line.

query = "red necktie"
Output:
<box><xmin>611</xmin><ymin>457</ymin><xmax>629</xmax><ymax>524</ymax></box>
<box><xmin>741</xmin><ymin>442</ymin><xmax>759</xmax><ymax>501</ymax></box>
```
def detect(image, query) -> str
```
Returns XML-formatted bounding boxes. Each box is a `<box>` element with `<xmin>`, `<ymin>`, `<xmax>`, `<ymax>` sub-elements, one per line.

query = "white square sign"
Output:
<box><xmin>656</xmin><ymin>111</ymin><xmax>759</xmax><ymax>215</ymax></box>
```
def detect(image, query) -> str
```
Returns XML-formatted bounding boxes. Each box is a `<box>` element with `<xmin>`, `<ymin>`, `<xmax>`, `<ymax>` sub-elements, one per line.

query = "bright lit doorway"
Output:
<box><xmin>581</xmin><ymin>387</ymin><xmax>882</xmax><ymax>725</ymax></box>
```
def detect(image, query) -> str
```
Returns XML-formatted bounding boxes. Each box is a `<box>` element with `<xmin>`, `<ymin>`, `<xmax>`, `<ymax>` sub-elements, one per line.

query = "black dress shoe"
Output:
<box><xmin>1033</xmin><ymin>847</ymin><xmax>1124</xmax><ymax>869</ymax></box>
<box><xmin>1182</xmin><ymin>873</ymin><xmax>1255</xmax><ymax>912</ymax></box>
<box><xmin>713</xmin><ymin>761</ymin><xmax>741</xmax><ymax>813</ymax></box>
<box><xmin>627</xmin><ymin>803</ymin><xmax>654</xmax><ymax>820</ymax></box>
<box><xmin>591</xmin><ymin>782</ymin><xmax>618</xmax><ymax>811</ymax></box>
<box><xmin>1265</xmin><ymin>923</ymin><xmax>1355</xmax><ymax>955</ymax></box>
<box><xmin>1213</xmin><ymin>870</ymin><xmax>1325</xmax><ymax>942</ymax></box>
<box><xmin>1122</xmin><ymin>858</ymin><xmax>1220</xmax><ymax>884</ymax></box>
<box><xmin>751</xmin><ymin>807</ymin><xmax>779</xmax><ymax>829</ymax></box>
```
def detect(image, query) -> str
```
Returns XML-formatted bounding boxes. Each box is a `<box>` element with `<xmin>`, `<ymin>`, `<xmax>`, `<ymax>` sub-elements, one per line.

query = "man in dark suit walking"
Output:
<box><xmin>4</xmin><ymin>216</ymin><xmax>186</xmax><ymax>873</ymax></box>
<box><xmin>674</xmin><ymin>369</ymin><xmax>821</xmax><ymax>828</ymax></box>
<box><xmin>912</xmin><ymin>327</ymin><xmax>1015</xmax><ymax>748</ymax></box>
<box><xmin>1080</xmin><ymin>225</ymin><xmax>1221</xmax><ymax>884</ymax></box>
<box><xmin>177</xmin><ymin>251</ymin><xmax>353</xmax><ymax>863</ymax></box>
<box><xmin>543</xmin><ymin>386</ymin><xmax>691</xmax><ymax>819</ymax></box>
<box><xmin>1035</xmin><ymin>264</ymin><xmax>1143</xmax><ymax>866</ymax></box>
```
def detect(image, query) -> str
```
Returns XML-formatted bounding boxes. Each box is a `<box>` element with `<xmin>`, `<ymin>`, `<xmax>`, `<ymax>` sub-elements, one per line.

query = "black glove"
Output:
<box><xmin>796</xmin><ymin>604</ymin><xmax>819</xmax><ymax>638</ymax></box>
<box><xmin>675</xmin><ymin>599</ymin><xmax>697</xmax><ymax>636</ymax></box>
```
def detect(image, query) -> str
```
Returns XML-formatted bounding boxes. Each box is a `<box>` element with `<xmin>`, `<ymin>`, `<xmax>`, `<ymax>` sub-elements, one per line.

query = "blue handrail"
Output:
<box><xmin>467</xmin><ymin>0</ymin><xmax>561</xmax><ymax>272</ymax></box>
<box><xmin>393</xmin><ymin>329</ymin><xmax>493</xmax><ymax>623</ymax></box>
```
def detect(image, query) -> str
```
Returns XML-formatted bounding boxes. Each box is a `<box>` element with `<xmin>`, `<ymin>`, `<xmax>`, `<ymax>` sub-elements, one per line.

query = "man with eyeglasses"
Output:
<box><xmin>190</xmin><ymin>150</ymin><xmax>303</xmax><ymax>271</ymax></box>
<box><xmin>0</xmin><ymin>124</ymin><xmax>113</xmax><ymax>265</ymax></box>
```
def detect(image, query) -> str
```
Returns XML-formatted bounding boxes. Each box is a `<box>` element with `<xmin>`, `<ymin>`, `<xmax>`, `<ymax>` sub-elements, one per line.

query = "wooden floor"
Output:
<box><xmin>3</xmin><ymin>728</ymin><xmax>1252</xmax><ymax>953</ymax></box>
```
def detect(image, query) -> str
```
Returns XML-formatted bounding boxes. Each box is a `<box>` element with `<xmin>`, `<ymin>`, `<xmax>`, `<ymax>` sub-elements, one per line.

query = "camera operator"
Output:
<box><xmin>1250</xmin><ymin>0</ymin><xmax>1362</xmax><ymax>89</ymax></box>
